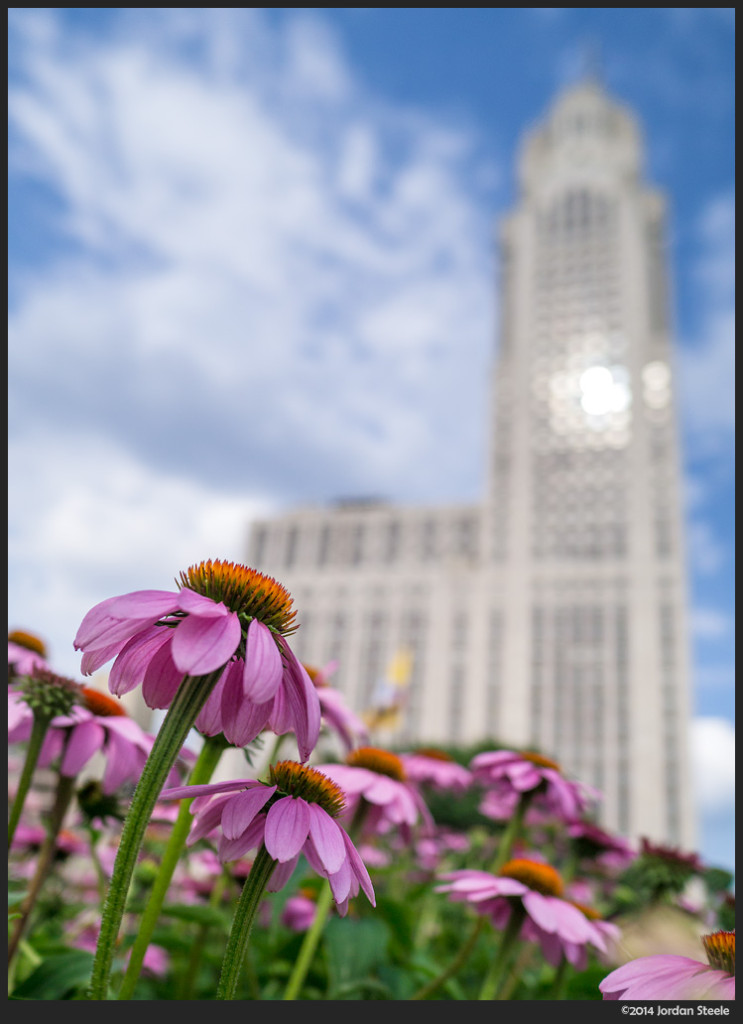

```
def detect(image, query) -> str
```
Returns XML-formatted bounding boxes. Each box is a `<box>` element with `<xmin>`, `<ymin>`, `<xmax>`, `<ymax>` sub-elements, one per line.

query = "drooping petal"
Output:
<box><xmin>326</xmin><ymin>854</ymin><xmax>353</xmax><ymax>905</ymax></box>
<box><xmin>60</xmin><ymin>720</ymin><xmax>106</xmax><ymax>777</ymax></box>
<box><xmin>101</xmin><ymin>727</ymin><xmax>142</xmax><ymax>793</ymax></box>
<box><xmin>218</xmin><ymin>814</ymin><xmax>267</xmax><ymax>863</ymax></box>
<box><xmin>109</xmin><ymin>625</ymin><xmax>172</xmax><ymax>696</ymax></box>
<box><xmin>81</xmin><ymin>639</ymin><xmax>130</xmax><ymax>676</ymax></box>
<box><xmin>276</xmin><ymin>642</ymin><xmax>321</xmax><ymax>762</ymax></box>
<box><xmin>187</xmin><ymin>794</ymin><xmax>235</xmax><ymax>845</ymax></box>
<box><xmin>221</xmin><ymin>660</ymin><xmax>273</xmax><ymax>746</ymax></box>
<box><xmin>162</xmin><ymin>778</ymin><xmax>257</xmax><ymax>801</ymax></box>
<box><xmin>170</xmin><ymin>608</ymin><xmax>241</xmax><ymax>676</ymax></box>
<box><xmin>242</xmin><ymin>620</ymin><xmax>283</xmax><ymax>703</ymax></box>
<box><xmin>264</xmin><ymin>796</ymin><xmax>311</xmax><ymax>863</ymax></box>
<box><xmin>341</xmin><ymin>829</ymin><xmax>375</xmax><ymax>906</ymax></box>
<box><xmin>194</xmin><ymin>672</ymin><xmax>228</xmax><ymax>736</ymax></box>
<box><xmin>221</xmin><ymin>785</ymin><xmax>276</xmax><ymax>840</ymax></box>
<box><xmin>177</xmin><ymin>589</ymin><xmax>233</xmax><ymax>617</ymax></box>
<box><xmin>307</xmin><ymin>804</ymin><xmax>346</xmax><ymax>874</ymax></box>
<box><xmin>142</xmin><ymin>641</ymin><xmax>183</xmax><ymax>709</ymax></box>
<box><xmin>74</xmin><ymin>592</ymin><xmax>179</xmax><ymax>650</ymax></box>
<box><xmin>266</xmin><ymin>854</ymin><xmax>300</xmax><ymax>893</ymax></box>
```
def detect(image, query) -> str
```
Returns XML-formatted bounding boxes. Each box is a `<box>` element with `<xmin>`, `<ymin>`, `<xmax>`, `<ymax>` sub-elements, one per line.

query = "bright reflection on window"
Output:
<box><xmin>579</xmin><ymin>365</ymin><xmax>631</xmax><ymax>415</ymax></box>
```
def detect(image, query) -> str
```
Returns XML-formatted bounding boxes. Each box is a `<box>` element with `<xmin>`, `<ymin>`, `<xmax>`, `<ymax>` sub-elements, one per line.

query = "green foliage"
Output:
<box><xmin>10</xmin><ymin>950</ymin><xmax>94</xmax><ymax>1000</ymax></box>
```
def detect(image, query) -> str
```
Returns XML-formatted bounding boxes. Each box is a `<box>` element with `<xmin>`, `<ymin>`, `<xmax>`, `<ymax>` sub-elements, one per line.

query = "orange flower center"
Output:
<box><xmin>8</xmin><ymin>630</ymin><xmax>48</xmax><ymax>657</ymax></box>
<box><xmin>302</xmin><ymin>664</ymin><xmax>326</xmax><ymax>686</ymax></box>
<box><xmin>570</xmin><ymin>901</ymin><xmax>603</xmax><ymax>920</ymax></box>
<box><xmin>345</xmin><ymin>746</ymin><xmax>406</xmax><ymax>781</ymax></box>
<box><xmin>500</xmin><ymin>858</ymin><xmax>564</xmax><ymax>897</ymax></box>
<box><xmin>268</xmin><ymin>761</ymin><xmax>346</xmax><ymax>817</ymax></box>
<box><xmin>520</xmin><ymin>750</ymin><xmax>562</xmax><ymax>773</ymax></box>
<box><xmin>81</xmin><ymin>686</ymin><xmax>129</xmax><ymax>718</ymax></box>
<box><xmin>703</xmin><ymin>930</ymin><xmax>735</xmax><ymax>976</ymax></box>
<box><xmin>413</xmin><ymin>747</ymin><xmax>453</xmax><ymax>762</ymax></box>
<box><xmin>178</xmin><ymin>559</ymin><xmax>297</xmax><ymax>636</ymax></box>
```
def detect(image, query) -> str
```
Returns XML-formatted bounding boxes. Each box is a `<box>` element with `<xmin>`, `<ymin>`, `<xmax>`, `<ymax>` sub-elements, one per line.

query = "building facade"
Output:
<box><xmin>245</xmin><ymin>80</ymin><xmax>696</xmax><ymax>849</ymax></box>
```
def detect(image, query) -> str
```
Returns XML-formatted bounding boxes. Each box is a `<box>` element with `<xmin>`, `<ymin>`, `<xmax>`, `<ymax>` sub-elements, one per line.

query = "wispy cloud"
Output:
<box><xmin>691</xmin><ymin>716</ymin><xmax>735</xmax><ymax>816</ymax></box>
<box><xmin>8</xmin><ymin>8</ymin><xmax>495</xmax><ymax>669</ymax></box>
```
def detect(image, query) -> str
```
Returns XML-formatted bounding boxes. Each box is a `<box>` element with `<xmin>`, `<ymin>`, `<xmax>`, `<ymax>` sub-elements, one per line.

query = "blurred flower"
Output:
<box><xmin>8</xmin><ymin>630</ymin><xmax>50</xmax><ymax>680</ymax></box>
<box><xmin>162</xmin><ymin>760</ymin><xmax>375</xmax><ymax>917</ymax></box>
<box><xmin>567</xmin><ymin>819</ymin><xmax>637</xmax><ymax>872</ymax></box>
<box><xmin>599</xmin><ymin>930</ymin><xmax>735</xmax><ymax>1000</ymax></box>
<box><xmin>9</xmin><ymin>684</ymin><xmax>191</xmax><ymax>794</ymax></box>
<box><xmin>471</xmin><ymin>749</ymin><xmax>597</xmax><ymax>823</ymax></box>
<box><xmin>304</xmin><ymin>660</ymin><xmax>369</xmax><ymax>753</ymax></box>
<box><xmin>400</xmin><ymin>748</ymin><xmax>472</xmax><ymax>792</ymax></box>
<box><xmin>437</xmin><ymin>859</ymin><xmax>613</xmax><ymax>968</ymax></box>
<box><xmin>316</xmin><ymin>746</ymin><xmax>435</xmax><ymax>844</ymax></box>
<box><xmin>69</xmin><ymin>916</ymin><xmax>170</xmax><ymax>977</ymax></box>
<box><xmin>414</xmin><ymin>826</ymin><xmax>471</xmax><ymax>873</ymax></box>
<box><xmin>10</xmin><ymin>822</ymin><xmax>87</xmax><ymax>858</ymax></box>
<box><xmin>281</xmin><ymin>889</ymin><xmax>319</xmax><ymax>932</ymax></box>
<box><xmin>73</xmin><ymin>559</ymin><xmax>320</xmax><ymax>761</ymax></box>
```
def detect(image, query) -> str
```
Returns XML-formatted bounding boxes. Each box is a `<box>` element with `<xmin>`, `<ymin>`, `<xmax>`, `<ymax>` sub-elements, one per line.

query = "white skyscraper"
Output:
<box><xmin>246</xmin><ymin>78</ymin><xmax>696</xmax><ymax>849</ymax></box>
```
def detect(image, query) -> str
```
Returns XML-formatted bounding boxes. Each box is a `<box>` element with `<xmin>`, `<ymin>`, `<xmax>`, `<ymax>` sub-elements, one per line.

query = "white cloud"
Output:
<box><xmin>689</xmin><ymin>608</ymin><xmax>732</xmax><ymax>639</ymax></box>
<box><xmin>678</xmin><ymin>191</ymin><xmax>735</xmax><ymax>445</ymax></box>
<box><xmin>8</xmin><ymin>8</ymin><xmax>496</xmax><ymax>677</ymax></box>
<box><xmin>8</xmin><ymin>428</ymin><xmax>277</xmax><ymax>678</ymax></box>
<box><xmin>8</xmin><ymin>8</ymin><xmax>494</xmax><ymax>515</ymax></box>
<box><xmin>691</xmin><ymin>716</ymin><xmax>735</xmax><ymax>815</ymax></box>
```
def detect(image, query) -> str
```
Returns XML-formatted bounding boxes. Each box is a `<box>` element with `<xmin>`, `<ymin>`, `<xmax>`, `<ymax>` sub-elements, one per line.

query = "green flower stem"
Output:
<box><xmin>498</xmin><ymin>943</ymin><xmax>536</xmax><ymax>1000</ymax></box>
<box><xmin>85</xmin><ymin>825</ymin><xmax>109</xmax><ymax>906</ymax></box>
<box><xmin>177</xmin><ymin>868</ymin><xmax>230</xmax><ymax>1000</ymax></box>
<box><xmin>86</xmin><ymin>669</ymin><xmax>224</xmax><ymax>1000</ymax></box>
<box><xmin>410</xmin><ymin>915</ymin><xmax>488</xmax><ymax>1000</ymax></box>
<box><xmin>216</xmin><ymin>843</ymin><xmax>277</xmax><ymax>1000</ymax></box>
<box><xmin>265</xmin><ymin>731</ymin><xmax>286</xmax><ymax>766</ymax></box>
<box><xmin>478</xmin><ymin>903</ymin><xmax>527</xmax><ymax>1000</ymax></box>
<box><xmin>489</xmin><ymin>789</ymin><xmax>534</xmax><ymax>875</ymax></box>
<box><xmin>283</xmin><ymin>878</ymin><xmax>335</xmax><ymax>1000</ymax></box>
<box><xmin>8</xmin><ymin>771</ymin><xmax>76</xmax><ymax>964</ymax></box>
<box><xmin>8</xmin><ymin>713</ymin><xmax>52</xmax><ymax>848</ymax></box>
<box><xmin>117</xmin><ymin>732</ymin><xmax>229</xmax><ymax>1000</ymax></box>
<box><xmin>549</xmin><ymin>954</ymin><xmax>571</xmax><ymax>999</ymax></box>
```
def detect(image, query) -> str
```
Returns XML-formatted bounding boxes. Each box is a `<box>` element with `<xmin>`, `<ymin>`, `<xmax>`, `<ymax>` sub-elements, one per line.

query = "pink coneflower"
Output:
<box><xmin>303</xmin><ymin>661</ymin><xmax>369</xmax><ymax>753</ymax></box>
<box><xmin>10</xmin><ymin>823</ymin><xmax>87</xmax><ymax>860</ymax></box>
<box><xmin>281</xmin><ymin>889</ymin><xmax>319</xmax><ymax>931</ymax></box>
<box><xmin>471</xmin><ymin>749</ymin><xmax>597</xmax><ymax>824</ymax></box>
<box><xmin>162</xmin><ymin>760</ymin><xmax>375</xmax><ymax>917</ymax></box>
<box><xmin>600</xmin><ymin>930</ymin><xmax>735</xmax><ymax>1000</ymax></box>
<box><xmin>73</xmin><ymin>559</ymin><xmax>320</xmax><ymax>761</ymax></box>
<box><xmin>70</xmin><ymin>917</ymin><xmax>171</xmax><ymax>978</ymax></box>
<box><xmin>437</xmin><ymin>859</ymin><xmax>613</xmax><ymax>968</ymax></box>
<box><xmin>414</xmin><ymin>827</ymin><xmax>471</xmax><ymax>873</ymax></box>
<box><xmin>8</xmin><ymin>630</ymin><xmax>50</xmax><ymax>679</ymax></box>
<box><xmin>567</xmin><ymin>819</ymin><xmax>637</xmax><ymax>873</ymax></box>
<box><xmin>315</xmin><ymin>746</ymin><xmax>435</xmax><ymax>844</ymax></box>
<box><xmin>9</xmin><ymin>685</ymin><xmax>191</xmax><ymax>794</ymax></box>
<box><xmin>400</xmin><ymin>748</ymin><xmax>472</xmax><ymax>793</ymax></box>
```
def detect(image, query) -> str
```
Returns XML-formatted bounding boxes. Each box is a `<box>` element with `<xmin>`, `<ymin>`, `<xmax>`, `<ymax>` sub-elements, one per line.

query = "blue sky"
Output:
<box><xmin>8</xmin><ymin>9</ymin><xmax>734</xmax><ymax>871</ymax></box>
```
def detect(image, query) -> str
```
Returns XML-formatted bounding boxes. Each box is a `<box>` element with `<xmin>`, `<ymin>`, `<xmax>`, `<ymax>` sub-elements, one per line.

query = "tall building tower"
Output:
<box><xmin>486</xmin><ymin>80</ymin><xmax>694</xmax><ymax>846</ymax></box>
<box><xmin>245</xmin><ymin>79</ymin><xmax>696</xmax><ymax>849</ymax></box>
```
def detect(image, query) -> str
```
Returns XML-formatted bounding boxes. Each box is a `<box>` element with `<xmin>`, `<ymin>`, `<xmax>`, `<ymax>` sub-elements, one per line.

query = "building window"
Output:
<box><xmin>251</xmin><ymin>525</ymin><xmax>266</xmax><ymax>566</ymax></box>
<box><xmin>285</xmin><ymin>527</ymin><xmax>298</xmax><ymax>568</ymax></box>
<box><xmin>385</xmin><ymin>520</ymin><xmax>400</xmax><ymax>563</ymax></box>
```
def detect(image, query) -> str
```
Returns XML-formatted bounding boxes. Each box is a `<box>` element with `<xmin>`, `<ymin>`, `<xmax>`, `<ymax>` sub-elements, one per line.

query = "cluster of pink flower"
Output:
<box><xmin>8</xmin><ymin>560</ymin><xmax>735</xmax><ymax>1001</ymax></box>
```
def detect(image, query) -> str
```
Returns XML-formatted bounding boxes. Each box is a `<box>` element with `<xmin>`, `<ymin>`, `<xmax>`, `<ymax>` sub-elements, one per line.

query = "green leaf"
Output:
<box><xmin>10</xmin><ymin>950</ymin><xmax>94</xmax><ymax>1000</ymax></box>
<box><xmin>324</xmin><ymin>916</ymin><xmax>391</xmax><ymax>997</ymax></box>
<box><xmin>148</xmin><ymin>902</ymin><xmax>230</xmax><ymax>928</ymax></box>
